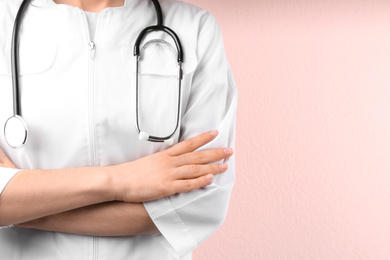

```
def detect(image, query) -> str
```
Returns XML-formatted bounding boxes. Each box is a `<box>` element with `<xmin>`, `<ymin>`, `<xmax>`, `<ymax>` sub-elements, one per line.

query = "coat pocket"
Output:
<box><xmin>122</xmin><ymin>39</ymin><xmax>197</xmax><ymax>138</ymax></box>
<box><xmin>0</xmin><ymin>42</ymin><xmax>57</xmax><ymax>77</ymax></box>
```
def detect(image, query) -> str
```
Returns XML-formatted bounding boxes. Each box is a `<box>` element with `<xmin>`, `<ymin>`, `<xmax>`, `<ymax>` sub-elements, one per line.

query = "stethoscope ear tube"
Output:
<box><xmin>134</xmin><ymin>0</ymin><xmax>184</xmax><ymax>63</ymax></box>
<box><xmin>134</xmin><ymin>25</ymin><xmax>184</xmax><ymax>63</ymax></box>
<box><xmin>133</xmin><ymin>0</ymin><xmax>184</xmax><ymax>144</ymax></box>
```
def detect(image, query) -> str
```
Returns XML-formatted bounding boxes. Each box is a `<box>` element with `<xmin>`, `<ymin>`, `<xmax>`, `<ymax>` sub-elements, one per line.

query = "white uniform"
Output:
<box><xmin>0</xmin><ymin>0</ymin><xmax>238</xmax><ymax>259</ymax></box>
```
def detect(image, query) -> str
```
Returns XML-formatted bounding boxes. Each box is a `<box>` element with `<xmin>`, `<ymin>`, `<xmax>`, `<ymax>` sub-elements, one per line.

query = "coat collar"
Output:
<box><xmin>30</xmin><ymin>0</ymin><xmax>138</xmax><ymax>10</ymax></box>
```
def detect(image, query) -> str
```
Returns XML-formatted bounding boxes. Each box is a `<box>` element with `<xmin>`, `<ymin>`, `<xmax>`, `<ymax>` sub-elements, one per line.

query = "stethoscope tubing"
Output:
<box><xmin>7</xmin><ymin>0</ymin><xmax>184</xmax><ymax>148</ymax></box>
<box><xmin>133</xmin><ymin>0</ymin><xmax>184</xmax><ymax>143</ymax></box>
<box><xmin>11</xmin><ymin>0</ymin><xmax>32</xmax><ymax>117</ymax></box>
<box><xmin>134</xmin><ymin>25</ymin><xmax>183</xmax><ymax>63</ymax></box>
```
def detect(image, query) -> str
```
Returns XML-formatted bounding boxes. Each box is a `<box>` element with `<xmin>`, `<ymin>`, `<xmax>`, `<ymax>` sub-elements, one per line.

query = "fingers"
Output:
<box><xmin>176</xmin><ymin>148</ymin><xmax>233</xmax><ymax>166</ymax></box>
<box><xmin>166</xmin><ymin>130</ymin><xmax>219</xmax><ymax>156</ymax></box>
<box><xmin>173</xmin><ymin>174</ymin><xmax>214</xmax><ymax>194</ymax></box>
<box><xmin>174</xmin><ymin>163</ymin><xmax>228</xmax><ymax>180</ymax></box>
<box><xmin>169</xmin><ymin>162</ymin><xmax>229</xmax><ymax>195</ymax></box>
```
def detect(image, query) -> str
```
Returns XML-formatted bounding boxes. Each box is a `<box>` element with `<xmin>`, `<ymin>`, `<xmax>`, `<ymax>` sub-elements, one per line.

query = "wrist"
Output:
<box><xmin>102</xmin><ymin>164</ymin><xmax>125</xmax><ymax>201</ymax></box>
<box><xmin>95</xmin><ymin>165</ymin><xmax>117</xmax><ymax>202</ymax></box>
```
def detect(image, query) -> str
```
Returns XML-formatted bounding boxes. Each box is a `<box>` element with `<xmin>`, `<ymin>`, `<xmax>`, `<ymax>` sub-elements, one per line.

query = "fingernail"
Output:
<box><xmin>210</xmin><ymin>130</ymin><xmax>218</xmax><ymax>136</ymax></box>
<box><xmin>224</xmin><ymin>148</ymin><xmax>233</xmax><ymax>154</ymax></box>
<box><xmin>206</xmin><ymin>174</ymin><xmax>214</xmax><ymax>180</ymax></box>
<box><xmin>219</xmin><ymin>163</ymin><xmax>228</xmax><ymax>170</ymax></box>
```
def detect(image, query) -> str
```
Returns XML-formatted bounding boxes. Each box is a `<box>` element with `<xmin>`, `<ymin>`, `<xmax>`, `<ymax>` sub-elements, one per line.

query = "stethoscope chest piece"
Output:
<box><xmin>4</xmin><ymin>115</ymin><xmax>28</xmax><ymax>149</ymax></box>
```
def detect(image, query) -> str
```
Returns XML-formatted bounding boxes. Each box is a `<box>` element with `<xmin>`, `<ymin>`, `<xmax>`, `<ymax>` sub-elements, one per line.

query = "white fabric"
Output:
<box><xmin>0</xmin><ymin>224</ymin><xmax>13</xmax><ymax>230</ymax></box>
<box><xmin>0</xmin><ymin>167</ymin><xmax>20</xmax><ymax>230</ymax></box>
<box><xmin>84</xmin><ymin>11</ymin><xmax>99</xmax><ymax>41</ymax></box>
<box><xmin>0</xmin><ymin>0</ymin><xmax>238</xmax><ymax>259</ymax></box>
<box><xmin>0</xmin><ymin>168</ymin><xmax>19</xmax><ymax>195</ymax></box>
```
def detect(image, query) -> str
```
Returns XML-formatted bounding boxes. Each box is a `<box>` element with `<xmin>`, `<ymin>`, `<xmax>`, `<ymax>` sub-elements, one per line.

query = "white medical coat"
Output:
<box><xmin>0</xmin><ymin>0</ymin><xmax>238</xmax><ymax>259</ymax></box>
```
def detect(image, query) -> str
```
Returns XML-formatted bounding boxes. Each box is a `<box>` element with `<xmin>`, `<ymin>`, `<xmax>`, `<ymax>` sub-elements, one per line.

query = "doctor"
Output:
<box><xmin>0</xmin><ymin>0</ymin><xmax>237</xmax><ymax>259</ymax></box>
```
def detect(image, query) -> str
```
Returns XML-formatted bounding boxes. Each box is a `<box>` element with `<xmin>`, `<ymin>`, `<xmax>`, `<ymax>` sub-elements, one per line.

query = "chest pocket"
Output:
<box><xmin>0</xmin><ymin>42</ymin><xmax>57</xmax><ymax>77</ymax></box>
<box><xmin>122</xmin><ymin>39</ymin><xmax>197</xmax><ymax>138</ymax></box>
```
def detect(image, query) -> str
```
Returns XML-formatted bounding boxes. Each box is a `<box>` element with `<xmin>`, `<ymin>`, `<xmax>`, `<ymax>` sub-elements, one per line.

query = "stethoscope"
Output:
<box><xmin>4</xmin><ymin>0</ymin><xmax>183</xmax><ymax>149</ymax></box>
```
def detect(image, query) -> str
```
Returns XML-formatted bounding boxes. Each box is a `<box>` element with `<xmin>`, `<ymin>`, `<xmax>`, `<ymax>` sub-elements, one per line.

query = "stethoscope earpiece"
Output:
<box><xmin>139</xmin><ymin>131</ymin><xmax>150</xmax><ymax>141</ymax></box>
<box><xmin>164</xmin><ymin>138</ymin><xmax>174</xmax><ymax>146</ymax></box>
<box><xmin>4</xmin><ymin>115</ymin><xmax>28</xmax><ymax>149</ymax></box>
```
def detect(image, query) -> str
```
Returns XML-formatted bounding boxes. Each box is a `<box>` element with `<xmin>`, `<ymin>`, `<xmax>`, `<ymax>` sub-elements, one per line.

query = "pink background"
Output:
<box><xmin>185</xmin><ymin>0</ymin><xmax>390</xmax><ymax>259</ymax></box>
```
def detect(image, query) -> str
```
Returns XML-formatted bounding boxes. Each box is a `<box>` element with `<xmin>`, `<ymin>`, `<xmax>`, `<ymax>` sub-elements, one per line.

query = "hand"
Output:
<box><xmin>111</xmin><ymin>130</ymin><xmax>233</xmax><ymax>203</ymax></box>
<box><xmin>0</xmin><ymin>147</ymin><xmax>17</xmax><ymax>169</ymax></box>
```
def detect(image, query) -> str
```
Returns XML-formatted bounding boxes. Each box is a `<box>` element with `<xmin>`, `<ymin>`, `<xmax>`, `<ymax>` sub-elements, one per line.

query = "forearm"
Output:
<box><xmin>0</xmin><ymin>166</ymin><xmax>113</xmax><ymax>226</ymax></box>
<box><xmin>17</xmin><ymin>201</ymin><xmax>159</xmax><ymax>236</ymax></box>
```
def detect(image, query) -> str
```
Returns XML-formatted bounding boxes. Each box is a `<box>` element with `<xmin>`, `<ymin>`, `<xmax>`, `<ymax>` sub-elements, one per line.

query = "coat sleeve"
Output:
<box><xmin>143</xmin><ymin>12</ymin><xmax>238</xmax><ymax>258</ymax></box>
<box><xmin>0</xmin><ymin>167</ymin><xmax>20</xmax><ymax>229</ymax></box>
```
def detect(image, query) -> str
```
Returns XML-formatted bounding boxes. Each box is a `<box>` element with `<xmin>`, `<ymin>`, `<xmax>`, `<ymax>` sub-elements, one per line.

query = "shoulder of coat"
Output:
<box><xmin>0</xmin><ymin>0</ymin><xmax>23</xmax><ymax>45</ymax></box>
<box><xmin>160</xmin><ymin>0</ymin><xmax>210</xmax><ymax>18</ymax></box>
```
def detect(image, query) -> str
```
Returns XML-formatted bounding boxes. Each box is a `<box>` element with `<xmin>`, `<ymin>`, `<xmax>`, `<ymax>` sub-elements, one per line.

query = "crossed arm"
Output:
<box><xmin>0</xmin><ymin>147</ymin><xmax>158</xmax><ymax>236</ymax></box>
<box><xmin>18</xmin><ymin>201</ymin><xmax>159</xmax><ymax>236</ymax></box>
<box><xmin>0</xmin><ymin>131</ymin><xmax>233</xmax><ymax>237</ymax></box>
